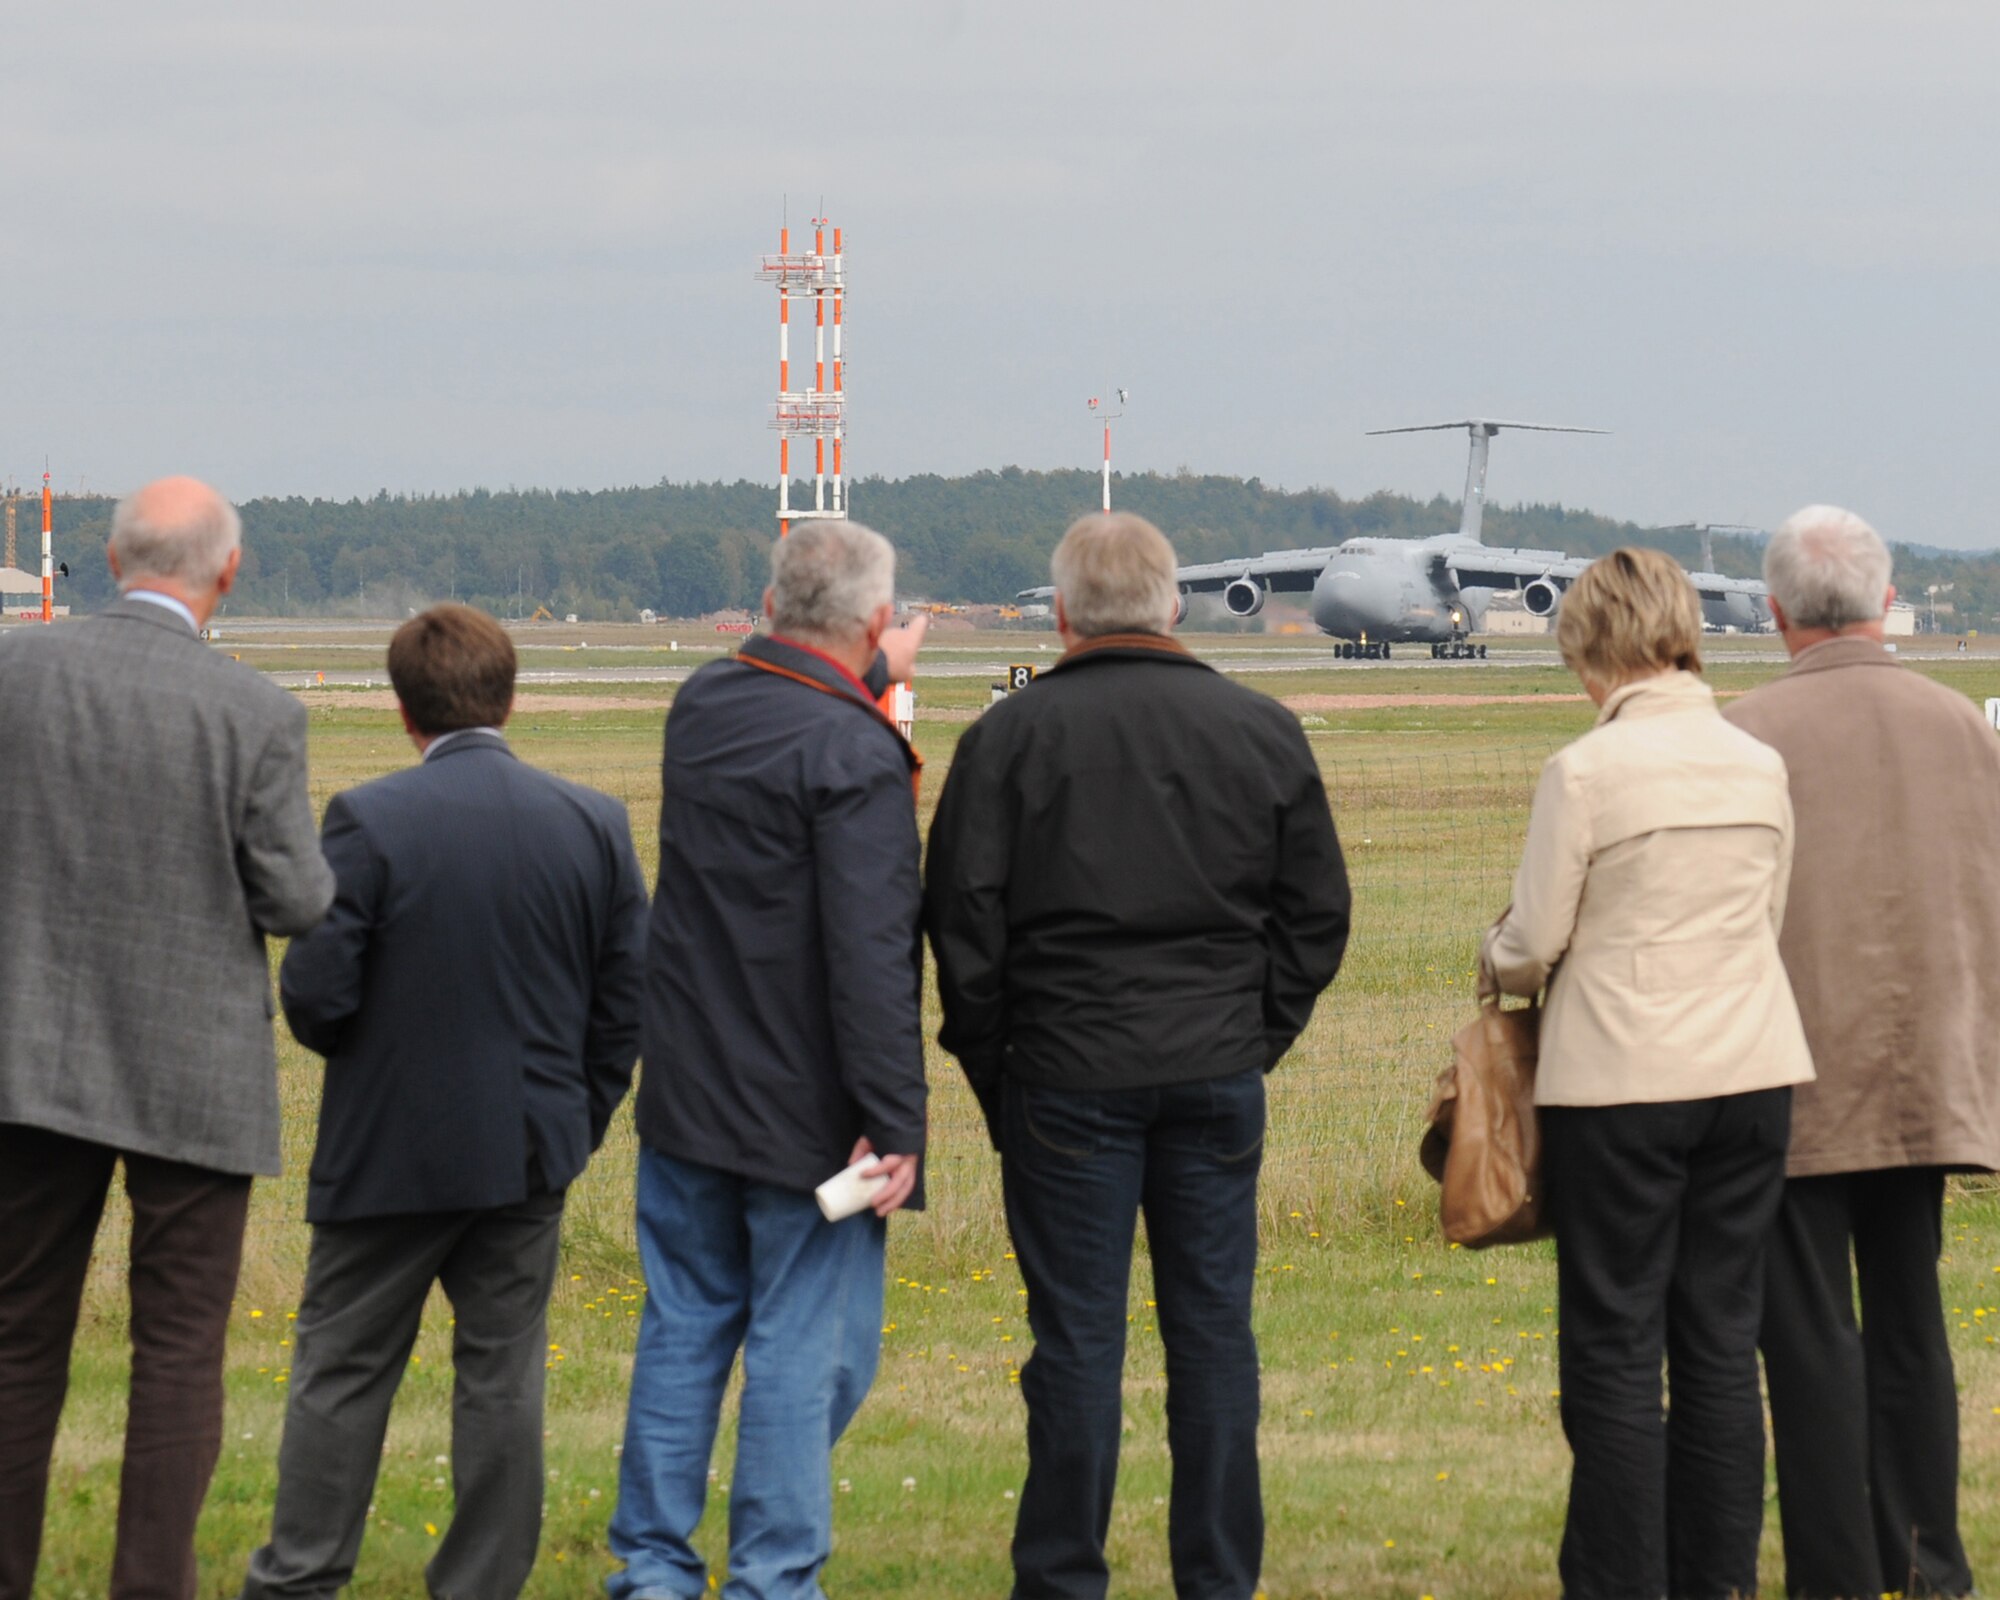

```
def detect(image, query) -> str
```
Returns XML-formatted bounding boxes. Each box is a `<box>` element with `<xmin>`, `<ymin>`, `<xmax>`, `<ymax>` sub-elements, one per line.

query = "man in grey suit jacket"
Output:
<box><xmin>0</xmin><ymin>477</ymin><xmax>334</xmax><ymax>1600</ymax></box>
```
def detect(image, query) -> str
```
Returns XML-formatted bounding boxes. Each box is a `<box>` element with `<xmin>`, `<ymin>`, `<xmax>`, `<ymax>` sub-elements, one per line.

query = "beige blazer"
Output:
<box><xmin>1727</xmin><ymin>637</ymin><xmax>2000</xmax><ymax>1175</ymax></box>
<box><xmin>1485</xmin><ymin>671</ymin><xmax>1815</xmax><ymax>1107</ymax></box>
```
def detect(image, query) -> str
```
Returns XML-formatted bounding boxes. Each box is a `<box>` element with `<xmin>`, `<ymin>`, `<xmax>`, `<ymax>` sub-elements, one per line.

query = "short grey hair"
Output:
<box><xmin>768</xmin><ymin>520</ymin><xmax>895</xmax><ymax>644</ymax></box>
<box><xmin>109</xmin><ymin>480</ymin><xmax>242</xmax><ymax>590</ymax></box>
<box><xmin>1050</xmin><ymin>512</ymin><xmax>1179</xmax><ymax>637</ymax></box>
<box><xmin>1763</xmin><ymin>504</ymin><xmax>1893</xmax><ymax>630</ymax></box>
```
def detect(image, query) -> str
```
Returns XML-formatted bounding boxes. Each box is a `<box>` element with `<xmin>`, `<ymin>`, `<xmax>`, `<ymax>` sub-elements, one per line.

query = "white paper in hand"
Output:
<box><xmin>815</xmin><ymin>1156</ymin><xmax>889</xmax><ymax>1222</ymax></box>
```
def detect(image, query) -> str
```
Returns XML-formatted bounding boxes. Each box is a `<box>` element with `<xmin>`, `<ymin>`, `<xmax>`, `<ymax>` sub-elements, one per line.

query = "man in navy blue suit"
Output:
<box><xmin>238</xmin><ymin>605</ymin><xmax>648</xmax><ymax>1600</ymax></box>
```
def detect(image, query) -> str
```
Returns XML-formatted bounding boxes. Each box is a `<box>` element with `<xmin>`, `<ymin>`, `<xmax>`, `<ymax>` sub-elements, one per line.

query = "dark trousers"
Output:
<box><xmin>238</xmin><ymin>1193</ymin><xmax>565</xmax><ymax>1600</ymax></box>
<box><xmin>1542</xmin><ymin>1088</ymin><xmax>1791</xmax><ymax>1600</ymax></box>
<box><xmin>1000</xmin><ymin>1069</ymin><xmax>1266</xmax><ymax>1600</ymax></box>
<box><xmin>0</xmin><ymin>1121</ymin><xmax>252</xmax><ymax>1600</ymax></box>
<box><xmin>1762</xmin><ymin>1168</ymin><xmax>1973</xmax><ymax>1599</ymax></box>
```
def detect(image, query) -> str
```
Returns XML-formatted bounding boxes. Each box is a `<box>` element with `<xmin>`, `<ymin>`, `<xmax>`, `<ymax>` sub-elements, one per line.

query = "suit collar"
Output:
<box><xmin>424</xmin><ymin>729</ymin><xmax>515</xmax><ymax>763</ymax></box>
<box><xmin>122</xmin><ymin>588</ymin><xmax>200</xmax><ymax>632</ymax></box>
<box><xmin>1784</xmin><ymin>635</ymin><xmax>1902</xmax><ymax>678</ymax></box>
<box><xmin>101</xmin><ymin>594</ymin><xmax>204</xmax><ymax>637</ymax></box>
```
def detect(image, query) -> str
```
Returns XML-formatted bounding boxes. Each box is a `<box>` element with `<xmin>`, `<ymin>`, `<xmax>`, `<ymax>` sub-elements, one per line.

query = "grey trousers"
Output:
<box><xmin>239</xmin><ymin>1193</ymin><xmax>564</xmax><ymax>1600</ymax></box>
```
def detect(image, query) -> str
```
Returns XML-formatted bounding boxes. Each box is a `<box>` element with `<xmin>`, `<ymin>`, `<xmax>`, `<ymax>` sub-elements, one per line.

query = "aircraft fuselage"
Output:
<box><xmin>1306</xmin><ymin>536</ymin><xmax>1475</xmax><ymax>643</ymax></box>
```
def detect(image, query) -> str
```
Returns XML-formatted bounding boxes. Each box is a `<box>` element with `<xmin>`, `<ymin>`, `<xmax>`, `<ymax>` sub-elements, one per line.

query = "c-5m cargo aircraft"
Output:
<box><xmin>1134</xmin><ymin>421</ymin><xmax>1771</xmax><ymax>659</ymax></box>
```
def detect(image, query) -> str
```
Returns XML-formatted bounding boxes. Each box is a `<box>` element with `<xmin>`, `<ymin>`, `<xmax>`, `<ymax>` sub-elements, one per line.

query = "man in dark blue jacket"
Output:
<box><xmin>238</xmin><ymin>605</ymin><xmax>647</xmax><ymax>1600</ymax></box>
<box><xmin>608</xmin><ymin>520</ymin><xmax>927</xmax><ymax>1600</ymax></box>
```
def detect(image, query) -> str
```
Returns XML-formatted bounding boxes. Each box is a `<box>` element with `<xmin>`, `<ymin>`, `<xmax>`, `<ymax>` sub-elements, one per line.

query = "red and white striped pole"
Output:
<box><xmin>40</xmin><ymin>469</ymin><xmax>53</xmax><ymax>623</ymax></box>
<box><xmin>778</xmin><ymin>225</ymin><xmax>791</xmax><ymax>537</ymax></box>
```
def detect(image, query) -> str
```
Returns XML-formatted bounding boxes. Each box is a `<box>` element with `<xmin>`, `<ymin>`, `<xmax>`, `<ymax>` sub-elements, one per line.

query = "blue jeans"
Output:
<box><xmin>1001</xmin><ymin>1069</ymin><xmax>1266</xmax><ymax>1600</ymax></box>
<box><xmin>606</xmin><ymin>1148</ymin><xmax>886</xmax><ymax>1600</ymax></box>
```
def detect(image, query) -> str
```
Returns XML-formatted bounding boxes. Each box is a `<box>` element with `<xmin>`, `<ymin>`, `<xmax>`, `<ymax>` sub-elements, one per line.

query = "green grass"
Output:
<box><xmin>31</xmin><ymin>639</ymin><xmax>2000</xmax><ymax>1597</ymax></box>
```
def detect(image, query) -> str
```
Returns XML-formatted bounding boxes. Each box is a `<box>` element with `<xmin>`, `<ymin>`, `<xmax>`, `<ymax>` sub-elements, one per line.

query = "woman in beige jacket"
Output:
<box><xmin>1485</xmin><ymin>548</ymin><xmax>1813</xmax><ymax>1600</ymax></box>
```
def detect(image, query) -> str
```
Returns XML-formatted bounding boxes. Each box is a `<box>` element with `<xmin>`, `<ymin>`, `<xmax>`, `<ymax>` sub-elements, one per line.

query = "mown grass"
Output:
<box><xmin>31</xmin><ymin>637</ymin><xmax>2000</xmax><ymax>1597</ymax></box>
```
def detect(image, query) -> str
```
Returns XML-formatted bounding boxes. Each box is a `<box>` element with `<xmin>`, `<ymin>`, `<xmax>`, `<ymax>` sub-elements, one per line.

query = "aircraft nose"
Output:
<box><xmin>1312</xmin><ymin>563</ymin><xmax>1370</xmax><ymax>635</ymax></box>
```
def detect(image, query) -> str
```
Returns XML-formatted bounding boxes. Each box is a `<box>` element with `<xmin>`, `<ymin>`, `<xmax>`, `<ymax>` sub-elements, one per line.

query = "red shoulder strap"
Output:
<box><xmin>734</xmin><ymin>654</ymin><xmax>924</xmax><ymax>803</ymax></box>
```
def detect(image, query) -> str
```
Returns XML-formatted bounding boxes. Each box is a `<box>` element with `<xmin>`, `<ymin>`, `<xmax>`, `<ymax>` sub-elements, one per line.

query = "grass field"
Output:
<box><xmin>30</xmin><ymin>628</ymin><xmax>2000</xmax><ymax>1598</ymax></box>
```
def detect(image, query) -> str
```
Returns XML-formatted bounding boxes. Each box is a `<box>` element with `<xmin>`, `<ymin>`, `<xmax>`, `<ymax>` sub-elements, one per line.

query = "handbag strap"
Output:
<box><xmin>1477</xmin><ymin>959</ymin><xmax>1504</xmax><ymax>1008</ymax></box>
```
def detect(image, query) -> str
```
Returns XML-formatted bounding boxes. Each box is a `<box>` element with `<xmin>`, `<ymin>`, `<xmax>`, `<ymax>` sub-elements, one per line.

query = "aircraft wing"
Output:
<box><xmin>1683</xmin><ymin>572</ymin><xmax>1769</xmax><ymax>600</ymax></box>
<box><xmin>1446</xmin><ymin>547</ymin><xmax>1767</xmax><ymax>604</ymax></box>
<box><xmin>1443</xmin><ymin>547</ymin><xmax>1592</xmax><ymax>590</ymax></box>
<box><xmin>1170</xmin><ymin>548</ymin><xmax>1338</xmax><ymax>595</ymax></box>
<box><xmin>1017</xmin><ymin>546</ymin><xmax>1338</xmax><ymax>601</ymax></box>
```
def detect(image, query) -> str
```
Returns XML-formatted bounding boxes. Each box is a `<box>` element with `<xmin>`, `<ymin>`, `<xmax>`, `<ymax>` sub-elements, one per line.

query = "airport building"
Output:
<box><xmin>0</xmin><ymin>566</ymin><xmax>67</xmax><ymax>619</ymax></box>
<box><xmin>1481</xmin><ymin>593</ymin><xmax>1552</xmax><ymax>636</ymax></box>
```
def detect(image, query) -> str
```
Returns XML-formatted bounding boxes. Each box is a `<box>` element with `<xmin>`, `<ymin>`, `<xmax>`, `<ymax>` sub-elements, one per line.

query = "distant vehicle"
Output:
<box><xmin>1026</xmin><ymin>421</ymin><xmax>1771</xmax><ymax>658</ymax></box>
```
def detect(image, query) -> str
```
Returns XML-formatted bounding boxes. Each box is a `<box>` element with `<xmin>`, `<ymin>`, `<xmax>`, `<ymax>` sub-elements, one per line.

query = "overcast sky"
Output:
<box><xmin>5</xmin><ymin>2</ymin><xmax>1998</xmax><ymax>544</ymax></box>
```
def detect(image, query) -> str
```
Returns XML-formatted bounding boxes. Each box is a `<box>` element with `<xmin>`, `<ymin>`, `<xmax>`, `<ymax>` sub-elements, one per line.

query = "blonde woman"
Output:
<box><xmin>1486</xmin><ymin>547</ymin><xmax>1813</xmax><ymax>1600</ymax></box>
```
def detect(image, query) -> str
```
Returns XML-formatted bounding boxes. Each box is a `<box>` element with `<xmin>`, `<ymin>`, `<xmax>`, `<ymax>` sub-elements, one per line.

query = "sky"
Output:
<box><xmin>5</xmin><ymin>1</ymin><xmax>1999</xmax><ymax>544</ymax></box>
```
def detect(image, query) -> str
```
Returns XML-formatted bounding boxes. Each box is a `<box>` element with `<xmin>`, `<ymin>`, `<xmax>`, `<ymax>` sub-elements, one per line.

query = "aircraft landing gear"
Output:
<box><xmin>1338</xmin><ymin>641</ymin><xmax>1393</xmax><ymax>661</ymax></box>
<box><xmin>1430</xmin><ymin>639</ymin><xmax>1488</xmax><ymax>661</ymax></box>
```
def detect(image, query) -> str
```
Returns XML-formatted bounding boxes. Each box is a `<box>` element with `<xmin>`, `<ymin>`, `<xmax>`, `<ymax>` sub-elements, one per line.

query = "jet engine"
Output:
<box><xmin>1223</xmin><ymin>577</ymin><xmax>1267</xmax><ymax>618</ymax></box>
<box><xmin>1523</xmin><ymin>578</ymin><xmax>1562</xmax><ymax>617</ymax></box>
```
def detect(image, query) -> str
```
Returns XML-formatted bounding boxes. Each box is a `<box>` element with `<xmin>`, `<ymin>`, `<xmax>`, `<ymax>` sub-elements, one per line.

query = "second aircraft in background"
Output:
<box><xmin>1063</xmin><ymin>421</ymin><xmax>1772</xmax><ymax>660</ymax></box>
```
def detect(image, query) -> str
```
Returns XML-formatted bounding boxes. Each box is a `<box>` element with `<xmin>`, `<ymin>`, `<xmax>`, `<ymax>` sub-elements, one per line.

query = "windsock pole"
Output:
<box><xmin>41</xmin><ymin>469</ymin><xmax>53</xmax><ymax>623</ymax></box>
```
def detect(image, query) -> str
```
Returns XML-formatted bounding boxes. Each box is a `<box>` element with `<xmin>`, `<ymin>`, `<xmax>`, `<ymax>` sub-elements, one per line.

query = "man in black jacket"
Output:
<box><xmin>607</xmin><ymin>520</ymin><xmax>927</xmax><ymax>1600</ymax></box>
<box><xmin>238</xmin><ymin>605</ymin><xmax>648</xmax><ymax>1600</ymax></box>
<box><xmin>926</xmin><ymin>513</ymin><xmax>1350</xmax><ymax>1600</ymax></box>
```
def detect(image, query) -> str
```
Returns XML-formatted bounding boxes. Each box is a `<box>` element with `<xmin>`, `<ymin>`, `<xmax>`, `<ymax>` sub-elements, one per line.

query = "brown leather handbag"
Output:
<box><xmin>1419</xmin><ymin>963</ymin><xmax>1550</xmax><ymax>1248</ymax></box>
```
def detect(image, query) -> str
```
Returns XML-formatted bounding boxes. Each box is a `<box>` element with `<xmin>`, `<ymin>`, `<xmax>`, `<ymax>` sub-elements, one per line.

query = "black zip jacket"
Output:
<box><xmin>924</xmin><ymin>634</ymin><xmax>1350</xmax><ymax>1138</ymax></box>
<box><xmin>636</xmin><ymin>634</ymin><xmax>928</xmax><ymax>1198</ymax></box>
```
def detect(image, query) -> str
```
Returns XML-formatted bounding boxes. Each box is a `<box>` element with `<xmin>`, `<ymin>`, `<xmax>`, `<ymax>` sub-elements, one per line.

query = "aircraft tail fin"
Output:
<box><xmin>1366</xmin><ymin>419</ymin><xmax>1608</xmax><ymax>544</ymax></box>
<box><xmin>1364</xmin><ymin>420</ymin><xmax>1609</xmax><ymax>437</ymax></box>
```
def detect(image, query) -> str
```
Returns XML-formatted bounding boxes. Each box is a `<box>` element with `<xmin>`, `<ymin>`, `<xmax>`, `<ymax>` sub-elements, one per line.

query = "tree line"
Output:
<box><xmin>17</xmin><ymin>470</ymin><xmax>2000</xmax><ymax>627</ymax></box>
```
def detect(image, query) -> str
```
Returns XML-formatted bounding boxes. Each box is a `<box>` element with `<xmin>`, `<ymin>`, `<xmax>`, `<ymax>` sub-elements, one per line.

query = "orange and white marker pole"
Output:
<box><xmin>813</xmin><ymin>220</ymin><xmax>827</xmax><ymax>517</ymax></box>
<box><xmin>40</xmin><ymin>469</ymin><xmax>53</xmax><ymax>622</ymax></box>
<box><xmin>831</xmin><ymin>225</ymin><xmax>844</xmax><ymax>515</ymax></box>
<box><xmin>759</xmin><ymin>213</ymin><xmax>846</xmax><ymax>536</ymax></box>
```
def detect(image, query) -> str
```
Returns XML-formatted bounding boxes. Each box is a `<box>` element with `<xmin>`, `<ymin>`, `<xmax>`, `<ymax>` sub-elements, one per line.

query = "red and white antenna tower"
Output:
<box><xmin>40</xmin><ymin>467</ymin><xmax>54</xmax><ymax>623</ymax></box>
<box><xmin>758</xmin><ymin>212</ymin><xmax>846</xmax><ymax>537</ymax></box>
<box><xmin>1088</xmin><ymin>388</ymin><xmax>1127</xmax><ymax>512</ymax></box>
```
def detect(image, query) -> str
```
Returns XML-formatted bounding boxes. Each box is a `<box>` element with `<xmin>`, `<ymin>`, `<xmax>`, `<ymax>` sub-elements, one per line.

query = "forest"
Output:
<box><xmin>17</xmin><ymin>469</ymin><xmax>2000</xmax><ymax>627</ymax></box>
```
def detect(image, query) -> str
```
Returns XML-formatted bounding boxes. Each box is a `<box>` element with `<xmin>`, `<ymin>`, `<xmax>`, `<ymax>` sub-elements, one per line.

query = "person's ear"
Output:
<box><xmin>106</xmin><ymin>546</ymin><xmax>123</xmax><ymax>582</ymax></box>
<box><xmin>497</xmin><ymin>694</ymin><xmax>515</xmax><ymax>729</ymax></box>
<box><xmin>864</xmin><ymin>601</ymin><xmax>894</xmax><ymax>652</ymax></box>
<box><xmin>1768</xmin><ymin>597</ymin><xmax>1790</xmax><ymax>633</ymax></box>
<box><xmin>1883</xmin><ymin>584</ymin><xmax>1896</xmax><ymax>613</ymax></box>
<box><xmin>215</xmin><ymin>547</ymin><xmax>242</xmax><ymax>597</ymax></box>
<box><xmin>1054</xmin><ymin>593</ymin><xmax>1069</xmax><ymax>633</ymax></box>
<box><xmin>762</xmin><ymin>587</ymin><xmax>777</xmax><ymax>623</ymax></box>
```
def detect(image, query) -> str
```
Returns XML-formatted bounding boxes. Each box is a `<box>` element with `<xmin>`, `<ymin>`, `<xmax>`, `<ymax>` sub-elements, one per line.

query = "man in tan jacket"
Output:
<box><xmin>1727</xmin><ymin>506</ymin><xmax>2000</xmax><ymax>1600</ymax></box>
